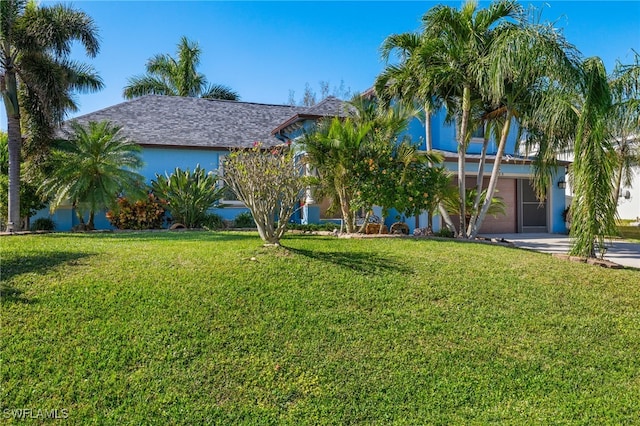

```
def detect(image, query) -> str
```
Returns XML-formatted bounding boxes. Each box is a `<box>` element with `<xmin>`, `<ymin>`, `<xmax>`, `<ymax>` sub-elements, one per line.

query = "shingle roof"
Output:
<box><xmin>64</xmin><ymin>95</ymin><xmax>307</xmax><ymax>149</ymax></box>
<box><xmin>304</xmin><ymin>96</ymin><xmax>350</xmax><ymax>116</ymax></box>
<box><xmin>271</xmin><ymin>96</ymin><xmax>351</xmax><ymax>136</ymax></box>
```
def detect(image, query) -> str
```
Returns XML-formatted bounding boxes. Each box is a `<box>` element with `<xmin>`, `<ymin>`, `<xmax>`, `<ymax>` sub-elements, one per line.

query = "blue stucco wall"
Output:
<box><xmin>404</xmin><ymin>108</ymin><xmax>519</xmax><ymax>156</ymax></box>
<box><xmin>40</xmin><ymin>146</ymin><xmax>253</xmax><ymax>231</ymax></box>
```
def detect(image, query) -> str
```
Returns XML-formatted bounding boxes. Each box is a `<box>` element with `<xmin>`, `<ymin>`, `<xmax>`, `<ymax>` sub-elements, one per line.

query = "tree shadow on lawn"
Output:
<box><xmin>55</xmin><ymin>230</ymin><xmax>261</xmax><ymax>243</ymax></box>
<box><xmin>0</xmin><ymin>283</ymin><xmax>33</xmax><ymax>304</ymax></box>
<box><xmin>284</xmin><ymin>245</ymin><xmax>413</xmax><ymax>276</ymax></box>
<box><xmin>1</xmin><ymin>251</ymin><xmax>93</xmax><ymax>292</ymax></box>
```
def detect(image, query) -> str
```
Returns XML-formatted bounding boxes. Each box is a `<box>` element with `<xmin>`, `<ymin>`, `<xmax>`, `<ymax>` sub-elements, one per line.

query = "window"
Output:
<box><xmin>470</xmin><ymin>124</ymin><xmax>485</xmax><ymax>140</ymax></box>
<box><xmin>217</xmin><ymin>154</ymin><xmax>242</xmax><ymax>204</ymax></box>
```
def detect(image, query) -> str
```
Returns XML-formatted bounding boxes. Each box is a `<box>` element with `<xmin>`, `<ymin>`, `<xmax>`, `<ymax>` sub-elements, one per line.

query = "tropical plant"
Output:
<box><xmin>223</xmin><ymin>144</ymin><xmax>305</xmax><ymax>244</ymax></box>
<box><xmin>29</xmin><ymin>217</ymin><xmax>55</xmax><ymax>231</ymax></box>
<box><xmin>415</xmin><ymin>0</ymin><xmax>523</xmax><ymax>237</ymax></box>
<box><xmin>609</xmin><ymin>52</ymin><xmax>640</xmax><ymax>201</ymax></box>
<box><xmin>151</xmin><ymin>165</ymin><xmax>224</xmax><ymax>229</ymax></box>
<box><xmin>41</xmin><ymin>121</ymin><xmax>145</xmax><ymax>230</ymax></box>
<box><xmin>106</xmin><ymin>194</ymin><xmax>166</xmax><ymax>230</ymax></box>
<box><xmin>232</xmin><ymin>211</ymin><xmax>256</xmax><ymax>229</ymax></box>
<box><xmin>1</xmin><ymin>0</ymin><xmax>103</xmax><ymax>231</ymax></box>
<box><xmin>123</xmin><ymin>36</ymin><xmax>239</xmax><ymax>100</ymax></box>
<box><xmin>442</xmin><ymin>188</ymin><xmax>507</xmax><ymax>222</ymax></box>
<box><xmin>348</xmin><ymin>97</ymin><xmax>450</xmax><ymax>231</ymax></box>
<box><xmin>202</xmin><ymin>213</ymin><xmax>225</xmax><ymax>231</ymax></box>
<box><xmin>376</xmin><ymin>30</ymin><xmax>457</xmax><ymax>232</ymax></box>
<box><xmin>301</xmin><ymin>116</ymin><xmax>372</xmax><ymax>233</ymax></box>
<box><xmin>568</xmin><ymin>58</ymin><xmax>619</xmax><ymax>257</ymax></box>
<box><xmin>467</xmin><ymin>15</ymin><xmax>581</xmax><ymax>238</ymax></box>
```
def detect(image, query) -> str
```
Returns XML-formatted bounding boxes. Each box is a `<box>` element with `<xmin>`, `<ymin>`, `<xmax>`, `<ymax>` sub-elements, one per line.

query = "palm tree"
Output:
<box><xmin>569</xmin><ymin>58</ymin><xmax>619</xmax><ymax>257</ymax></box>
<box><xmin>376</xmin><ymin>31</ymin><xmax>457</xmax><ymax>232</ymax></box>
<box><xmin>301</xmin><ymin>116</ymin><xmax>372</xmax><ymax>233</ymax></box>
<box><xmin>527</xmin><ymin>57</ymin><xmax>619</xmax><ymax>258</ymax></box>
<box><xmin>41</xmin><ymin>121</ymin><xmax>145</xmax><ymax>230</ymax></box>
<box><xmin>417</xmin><ymin>0</ymin><xmax>522</xmax><ymax>237</ymax></box>
<box><xmin>123</xmin><ymin>36</ymin><xmax>239</xmax><ymax>101</ymax></box>
<box><xmin>1</xmin><ymin>0</ymin><xmax>102</xmax><ymax>231</ymax></box>
<box><xmin>466</xmin><ymin>17</ymin><xmax>582</xmax><ymax>238</ymax></box>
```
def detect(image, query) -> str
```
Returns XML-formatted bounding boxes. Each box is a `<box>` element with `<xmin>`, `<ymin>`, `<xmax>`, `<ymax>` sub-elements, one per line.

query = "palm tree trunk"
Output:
<box><xmin>338</xmin><ymin>189</ymin><xmax>352</xmax><ymax>233</ymax></box>
<box><xmin>614</xmin><ymin>162</ymin><xmax>624</xmax><ymax>201</ymax></box>
<box><xmin>457</xmin><ymin>85</ymin><xmax>472</xmax><ymax>238</ymax></box>
<box><xmin>470</xmin><ymin>112</ymin><xmax>512</xmax><ymax>239</ymax></box>
<box><xmin>467</xmin><ymin>133</ymin><xmax>490</xmax><ymax>236</ymax></box>
<box><xmin>88</xmin><ymin>211</ymin><xmax>96</xmax><ymax>230</ymax></box>
<box><xmin>6</xmin><ymin>112</ymin><xmax>22</xmax><ymax>232</ymax></box>
<box><xmin>3</xmin><ymin>68</ymin><xmax>22</xmax><ymax>232</ymax></box>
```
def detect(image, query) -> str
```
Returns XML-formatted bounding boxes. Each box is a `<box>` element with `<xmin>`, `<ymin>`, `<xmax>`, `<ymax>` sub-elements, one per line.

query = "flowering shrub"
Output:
<box><xmin>224</xmin><ymin>143</ymin><xmax>305</xmax><ymax>244</ymax></box>
<box><xmin>106</xmin><ymin>194</ymin><xmax>166</xmax><ymax>229</ymax></box>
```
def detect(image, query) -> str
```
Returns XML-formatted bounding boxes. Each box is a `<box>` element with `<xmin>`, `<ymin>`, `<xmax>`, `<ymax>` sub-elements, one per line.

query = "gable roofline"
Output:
<box><xmin>271</xmin><ymin>96</ymin><xmax>350</xmax><ymax>136</ymax></box>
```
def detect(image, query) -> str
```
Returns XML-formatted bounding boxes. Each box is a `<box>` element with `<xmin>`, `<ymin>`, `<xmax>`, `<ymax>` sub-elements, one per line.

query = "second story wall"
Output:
<box><xmin>404</xmin><ymin>107</ymin><xmax>520</xmax><ymax>156</ymax></box>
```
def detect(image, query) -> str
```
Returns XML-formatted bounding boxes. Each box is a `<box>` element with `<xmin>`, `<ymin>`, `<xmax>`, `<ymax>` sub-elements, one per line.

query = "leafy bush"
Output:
<box><xmin>288</xmin><ymin>223</ymin><xmax>338</xmax><ymax>232</ymax></box>
<box><xmin>106</xmin><ymin>194</ymin><xmax>166</xmax><ymax>230</ymax></box>
<box><xmin>29</xmin><ymin>217</ymin><xmax>55</xmax><ymax>231</ymax></box>
<box><xmin>223</xmin><ymin>144</ymin><xmax>304</xmax><ymax>243</ymax></box>
<box><xmin>434</xmin><ymin>228</ymin><xmax>455</xmax><ymax>238</ymax></box>
<box><xmin>202</xmin><ymin>213</ymin><xmax>225</xmax><ymax>230</ymax></box>
<box><xmin>151</xmin><ymin>165</ymin><xmax>224</xmax><ymax>228</ymax></box>
<box><xmin>233</xmin><ymin>212</ymin><xmax>256</xmax><ymax>228</ymax></box>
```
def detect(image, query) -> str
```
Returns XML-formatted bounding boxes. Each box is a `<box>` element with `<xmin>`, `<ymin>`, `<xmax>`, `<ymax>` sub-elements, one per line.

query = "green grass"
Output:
<box><xmin>2</xmin><ymin>231</ymin><xmax>639</xmax><ymax>424</ymax></box>
<box><xmin>618</xmin><ymin>225</ymin><xmax>640</xmax><ymax>242</ymax></box>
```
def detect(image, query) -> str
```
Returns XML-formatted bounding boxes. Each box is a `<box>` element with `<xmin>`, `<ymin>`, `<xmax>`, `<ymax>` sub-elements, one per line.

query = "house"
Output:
<box><xmin>35</xmin><ymin>94</ymin><xmax>567</xmax><ymax>234</ymax></box>
<box><xmin>616</xmin><ymin>165</ymin><xmax>640</xmax><ymax>221</ymax></box>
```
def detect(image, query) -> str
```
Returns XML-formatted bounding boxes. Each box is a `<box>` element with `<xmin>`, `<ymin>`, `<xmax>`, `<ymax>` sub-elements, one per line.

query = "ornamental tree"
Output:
<box><xmin>223</xmin><ymin>143</ymin><xmax>305</xmax><ymax>245</ymax></box>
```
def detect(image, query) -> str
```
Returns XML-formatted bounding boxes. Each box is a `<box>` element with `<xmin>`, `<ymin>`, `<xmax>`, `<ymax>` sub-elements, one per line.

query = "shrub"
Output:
<box><xmin>202</xmin><ymin>213</ymin><xmax>225</xmax><ymax>230</ymax></box>
<box><xmin>151</xmin><ymin>165</ymin><xmax>224</xmax><ymax>228</ymax></box>
<box><xmin>106</xmin><ymin>194</ymin><xmax>166</xmax><ymax>230</ymax></box>
<box><xmin>233</xmin><ymin>212</ymin><xmax>256</xmax><ymax>228</ymax></box>
<box><xmin>434</xmin><ymin>228</ymin><xmax>455</xmax><ymax>238</ymax></box>
<box><xmin>29</xmin><ymin>217</ymin><xmax>55</xmax><ymax>231</ymax></box>
<box><xmin>223</xmin><ymin>144</ymin><xmax>305</xmax><ymax>243</ymax></box>
<box><xmin>288</xmin><ymin>223</ymin><xmax>338</xmax><ymax>232</ymax></box>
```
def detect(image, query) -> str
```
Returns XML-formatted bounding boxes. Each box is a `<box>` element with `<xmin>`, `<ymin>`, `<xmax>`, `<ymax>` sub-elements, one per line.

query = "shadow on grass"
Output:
<box><xmin>1</xmin><ymin>251</ymin><xmax>93</xmax><ymax>283</ymax></box>
<box><xmin>0</xmin><ymin>283</ymin><xmax>34</xmax><ymax>304</ymax></box>
<box><xmin>52</xmin><ymin>230</ymin><xmax>261</xmax><ymax>243</ymax></box>
<box><xmin>285</xmin><ymin>246</ymin><xmax>412</xmax><ymax>276</ymax></box>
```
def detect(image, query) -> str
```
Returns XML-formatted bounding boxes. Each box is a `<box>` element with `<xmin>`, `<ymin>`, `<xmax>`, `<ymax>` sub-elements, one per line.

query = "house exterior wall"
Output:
<box><xmin>616</xmin><ymin>165</ymin><xmax>640</xmax><ymax>220</ymax></box>
<box><xmin>35</xmin><ymin>146</ymin><xmax>252</xmax><ymax>231</ymax></box>
<box><xmin>404</xmin><ymin>109</ymin><xmax>519</xmax><ymax>156</ymax></box>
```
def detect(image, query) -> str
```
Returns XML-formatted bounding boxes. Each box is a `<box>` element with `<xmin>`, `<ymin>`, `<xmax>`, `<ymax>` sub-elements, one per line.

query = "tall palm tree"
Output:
<box><xmin>569</xmin><ymin>58</ymin><xmax>618</xmax><ymax>257</ymax></box>
<box><xmin>418</xmin><ymin>0</ymin><xmax>522</xmax><ymax>237</ymax></box>
<box><xmin>123</xmin><ymin>36</ymin><xmax>239</xmax><ymax>101</ymax></box>
<box><xmin>376</xmin><ymin>31</ymin><xmax>457</xmax><ymax>232</ymax></box>
<box><xmin>1</xmin><ymin>0</ymin><xmax>102</xmax><ymax>231</ymax></box>
<box><xmin>467</xmin><ymin>18</ymin><xmax>582</xmax><ymax>238</ymax></box>
<box><xmin>526</xmin><ymin>57</ymin><xmax>619</xmax><ymax>258</ymax></box>
<box><xmin>42</xmin><ymin>121</ymin><xmax>145</xmax><ymax>230</ymax></box>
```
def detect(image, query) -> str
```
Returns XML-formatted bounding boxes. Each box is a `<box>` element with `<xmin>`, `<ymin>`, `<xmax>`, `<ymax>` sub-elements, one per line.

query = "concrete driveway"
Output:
<box><xmin>481</xmin><ymin>233</ymin><xmax>640</xmax><ymax>269</ymax></box>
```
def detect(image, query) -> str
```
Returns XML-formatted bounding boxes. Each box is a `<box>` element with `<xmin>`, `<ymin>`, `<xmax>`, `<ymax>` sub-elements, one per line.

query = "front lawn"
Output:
<box><xmin>1</xmin><ymin>232</ymin><xmax>639</xmax><ymax>424</ymax></box>
<box><xmin>618</xmin><ymin>225</ymin><xmax>640</xmax><ymax>242</ymax></box>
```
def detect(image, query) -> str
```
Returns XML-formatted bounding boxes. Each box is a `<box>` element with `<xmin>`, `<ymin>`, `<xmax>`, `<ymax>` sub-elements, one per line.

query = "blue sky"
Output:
<box><xmin>2</xmin><ymin>1</ymin><xmax>639</xmax><ymax>131</ymax></box>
